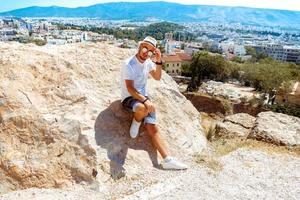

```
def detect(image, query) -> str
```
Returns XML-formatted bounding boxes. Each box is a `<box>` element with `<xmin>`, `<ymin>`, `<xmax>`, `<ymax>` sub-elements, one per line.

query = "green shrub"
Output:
<box><xmin>266</xmin><ymin>103</ymin><xmax>300</xmax><ymax>118</ymax></box>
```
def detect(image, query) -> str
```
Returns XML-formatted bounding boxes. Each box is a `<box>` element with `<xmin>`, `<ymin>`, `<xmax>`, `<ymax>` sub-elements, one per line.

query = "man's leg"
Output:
<box><xmin>144</xmin><ymin>112</ymin><xmax>188</xmax><ymax>170</ymax></box>
<box><xmin>145</xmin><ymin>123</ymin><xmax>169</xmax><ymax>159</ymax></box>
<box><xmin>128</xmin><ymin>102</ymin><xmax>148</xmax><ymax>138</ymax></box>
<box><xmin>133</xmin><ymin>103</ymin><xmax>148</xmax><ymax>122</ymax></box>
<box><xmin>126</xmin><ymin>100</ymin><xmax>187</xmax><ymax>170</ymax></box>
<box><xmin>132</xmin><ymin>103</ymin><xmax>187</xmax><ymax>170</ymax></box>
<box><xmin>132</xmin><ymin>103</ymin><xmax>169</xmax><ymax>158</ymax></box>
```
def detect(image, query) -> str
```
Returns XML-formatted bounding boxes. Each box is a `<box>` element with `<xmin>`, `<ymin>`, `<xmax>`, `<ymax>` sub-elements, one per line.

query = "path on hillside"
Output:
<box><xmin>1</xmin><ymin>148</ymin><xmax>299</xmax><ymax>200</ymax></box>
<box><xmin>123</xmin><ymin>148</ymin><xmax>300</xmax><ymax>200</ymax></box>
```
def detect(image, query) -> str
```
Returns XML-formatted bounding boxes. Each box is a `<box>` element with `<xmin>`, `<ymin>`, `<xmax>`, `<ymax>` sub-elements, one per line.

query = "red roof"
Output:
<box><xmin>162</xmin><ymin>54</ymin><xmax>182</xmax><ymax>62</ymax></box>
<box><xmin>176</xmin><ymin>53</ymin><xmax>192</xmax><ymax>61</ymax></box>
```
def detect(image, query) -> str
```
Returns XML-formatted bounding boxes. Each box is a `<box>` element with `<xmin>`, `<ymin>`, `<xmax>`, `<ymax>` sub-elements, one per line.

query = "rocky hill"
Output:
<box><xmin>0</xmin><ymin>42</ymin><xmax>207</xmax><ymax>197</ymax></box>
<box><xmin>0</xmin><ymin>42</ymin><xmax>299</xmax><ymax>199</ymax></box>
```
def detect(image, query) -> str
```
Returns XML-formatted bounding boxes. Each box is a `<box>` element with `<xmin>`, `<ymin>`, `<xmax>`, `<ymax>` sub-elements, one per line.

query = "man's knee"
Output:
<box><xmin>134</xmin><ymin>103</ymin><xmax>148</xmax><ymax>117</ymax></box>
<box><xmin>145</xmin><ymin>124</ymin><xmax>159</xmax><ymax>137</ymax></box>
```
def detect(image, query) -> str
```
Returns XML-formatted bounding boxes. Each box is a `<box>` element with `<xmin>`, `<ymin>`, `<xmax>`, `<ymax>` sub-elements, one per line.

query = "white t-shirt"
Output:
<box><xmin>120</xmin><ymin>55</ymin><xmax>156</xmax><ymax>101</ymax></box>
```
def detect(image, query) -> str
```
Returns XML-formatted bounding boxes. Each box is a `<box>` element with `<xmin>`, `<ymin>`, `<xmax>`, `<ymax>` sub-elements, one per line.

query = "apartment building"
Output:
<box><xmin>162</xmin><ymin>53</ymin><xmax>192</xmax><ymax>76</ymax></box>
<box><xmin>253</xmin><ymin>44</ymin><xmax>300</xmax><ymax>63</ymax></box>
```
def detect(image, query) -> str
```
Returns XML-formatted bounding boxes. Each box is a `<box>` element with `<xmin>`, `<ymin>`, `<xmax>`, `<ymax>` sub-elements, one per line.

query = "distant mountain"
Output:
<box><xmin>1</xmin><ymin>1</ymin><xmax>300</xmax><ymax>28</ymax></box>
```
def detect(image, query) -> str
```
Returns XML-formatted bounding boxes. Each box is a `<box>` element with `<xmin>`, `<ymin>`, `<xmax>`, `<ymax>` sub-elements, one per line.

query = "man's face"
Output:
<box><xmin>138</xmin><ymin>42</ymin><xmax>156</xmax><ymax>61</ymax></box>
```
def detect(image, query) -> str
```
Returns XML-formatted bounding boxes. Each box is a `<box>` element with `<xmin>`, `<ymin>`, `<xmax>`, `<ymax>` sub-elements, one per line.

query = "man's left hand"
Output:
<box><xmin>153</xmin><ymin>48</ymin><xmax>162</xmax><ymax>63</ymax></box>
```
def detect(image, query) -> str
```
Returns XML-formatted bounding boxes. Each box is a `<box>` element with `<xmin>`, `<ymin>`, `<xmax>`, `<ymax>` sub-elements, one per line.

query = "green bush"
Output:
<box><xmin>18</xmin><ymin>37</ymin><xmax>47</xmax><ymax>46</ymax></box>
<box><xmin>240</xmin><ymin>59</ymin><xmax>300</xmax><ymax>94</ymax></box>
<box><xmin>266</xmin><ymin>104</ymin><xmax>300</xmax><ymax>118</ymax></box>
<box><xmin>33</xmin><ymin>39</ymin><xmax>47</xmax><ymax>46</ymax></box>
<box><xmin>188</xmin><ymin>51</ymin><xmax>230</xmax><ymax>89</ymax></box>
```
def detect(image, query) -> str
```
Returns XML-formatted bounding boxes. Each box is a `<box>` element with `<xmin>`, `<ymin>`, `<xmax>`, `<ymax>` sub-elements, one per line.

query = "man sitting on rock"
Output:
<box><xmin>120</xmin><ymin>36</ymin><xmax>188</xmax><ymax>170</ymax></box>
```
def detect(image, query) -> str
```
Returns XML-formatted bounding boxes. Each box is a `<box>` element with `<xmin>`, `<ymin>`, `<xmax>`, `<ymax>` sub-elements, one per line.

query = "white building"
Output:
<box><xmin>47</xmin><ymin>38</ymin><xmax>67</xmax><ymax>45</ymax></box>
<box><xmin>252</xmin><ymin>43</ymin><xmax>300</xmax><ymax>63</ymax></box>
<box><xmin>165</xmin><ymin>40</ymin><xmax>182</xmax><ymax>55</ymax></box>
<box><xmin>39</xmin><ymin>21</ymin><xmax>49</xmax><ymax>31</ymax></box>
<box><xmin>219</xmin><ymin>42</ymin><xmax>234</xmax><ymax>53</ymax></box>
<box><xmin>233</xmin><ymin>44</ymin><xmax>246</xmax><ymax>56</ymax></box>
<box><xmin>184</xmin><ymin>43</ymin><xmax>203</xmax><ymax>55</ymax></box>
<box><xmin>0</xmin><ymin>20</ymin><xmax>3</xmax><ymax>28</ymax></box>
<box><xmin>81</xmin><ymin>32</ymin><xmax>88</xmax><ymax>41</ymax></box>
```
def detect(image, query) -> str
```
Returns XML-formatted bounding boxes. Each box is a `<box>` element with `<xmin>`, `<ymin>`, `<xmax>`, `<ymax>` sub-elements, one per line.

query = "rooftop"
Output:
<box><xmin>177</xmin><ymin>53</ymin><xmax>192</xmax><ymax>61</ymax></box>
<box><xmin>162</xmin><ymin>54</ymin><xmax>182</xmax><ymax>62</ymax></box>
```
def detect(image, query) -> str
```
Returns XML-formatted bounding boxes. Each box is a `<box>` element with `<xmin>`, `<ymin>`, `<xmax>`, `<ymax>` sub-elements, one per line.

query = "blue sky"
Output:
<box><xmin>1</xmin><ymin>0</ymin><xmax>300</xmax><ymax>12</ymax></box>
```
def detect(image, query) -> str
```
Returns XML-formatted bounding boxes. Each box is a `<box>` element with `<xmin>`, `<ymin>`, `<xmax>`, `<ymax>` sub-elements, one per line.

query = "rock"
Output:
<box><xmin>224</xmin><ymin>113</ymin><xmax>256</xmax><ymax>129</ymax></box>
<box><xmin>57</xmin><ymin>118</ymin><xmax>82</xmax><ymax>143</ymax></box>
<box><xmin>250</xmin><ymin>111</ymin><xmax>300</xmax><ymax>146</ymax></box>
<box><xmin>0</xmin><ymin>42</ymin><xmax>207</xmax><ymax>195</ymax></box>
<box><xmin>199</xmin><ymin>80</ymin><xmax>256</xmax><ymax>101</ymax></box>
<box><xmin>216</xmin><ymin>121</ymin><xmax>251</xmax><ymax>138</ymax></box>
<box><xmin>215</xmin><ymin>113</ymin><xmax>255</xmax><ymax>138</ymax></box>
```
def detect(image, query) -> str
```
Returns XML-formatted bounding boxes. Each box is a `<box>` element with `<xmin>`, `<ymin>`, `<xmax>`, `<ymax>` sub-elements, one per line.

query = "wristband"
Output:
<box><xmin>142</xmin><ymin>98</ymin><xmax>149</xmax><ymax>104</ymax></box>
<box><xmin>155</xmin><ymin>61</ymin><xmax>163</xmax><ymax>65</ymax></box>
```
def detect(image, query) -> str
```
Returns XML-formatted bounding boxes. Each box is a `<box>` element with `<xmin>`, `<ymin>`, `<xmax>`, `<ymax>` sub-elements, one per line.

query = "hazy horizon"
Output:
<box><xmin>1</xmin><ymin>0</ymin><xmax>300</xmax><ymax>12</ymax></box>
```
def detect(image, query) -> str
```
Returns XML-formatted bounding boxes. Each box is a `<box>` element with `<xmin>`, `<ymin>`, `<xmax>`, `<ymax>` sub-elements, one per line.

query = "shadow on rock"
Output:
<box><xmin>94</xmin><ymin>100</ymin><xmax>158</xmax><ymax>180</ymax></box>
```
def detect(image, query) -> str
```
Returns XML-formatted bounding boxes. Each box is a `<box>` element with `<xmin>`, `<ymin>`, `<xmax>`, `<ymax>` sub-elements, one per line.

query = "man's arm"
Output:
<box><xmin>125</xmin><ymin>80</ymin><xmax>155</xmax><ymax>112</ymax></box>
<box><xmin>150</xmin><ymin>64</ymin><xmax>162</xmax><ymax>80</ymax></box>
<box><xmin>149</xmin><ymin>48</ymin><xmax>163</xmax><ymax>80</ymax></box>
<box><xmin>125</xmin><ymin>80</ymin><xmax>147</xmax><ymax>102</ymax></box>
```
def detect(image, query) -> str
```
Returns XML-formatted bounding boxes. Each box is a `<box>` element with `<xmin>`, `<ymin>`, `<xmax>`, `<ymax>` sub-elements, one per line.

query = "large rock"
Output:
<box><xmin>250</xmin><ymin>111</ymin><xmax>300</xmax><ymax>146</ymax></box>
<box><xmin>215</xmin><ymin>113</ymin><xmax>256</xmax><ymax>138</ymax></box>
<box><xmin>225</xmin><ymin>113</ymin><xmax>256</xmax><ymax>129</ymax></box>
<box><xmin>0</xmin><ymin>42</ymin><xmax>207</xmax><ymax>194</ymax></box>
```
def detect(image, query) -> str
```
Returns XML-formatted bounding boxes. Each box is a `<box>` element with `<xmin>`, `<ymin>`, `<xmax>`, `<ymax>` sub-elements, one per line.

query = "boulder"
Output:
<box><xmin>225</xmin><ymin>113</ymin><xmax>256</xmax><ymax>129</ymax></box>
<box><xmin>250</xmin><ymin>111</ymin><xmax>300</xmax><ymax>146</ymax></box>
<box><xmin>0</xmin><ymin>42</ymin><xmax>207</xmax><ymax>194</ymax></box>
<box><xmin>216</xmin><ymin>113</ymin><xmax>256</xmax><ymax>138</ymax></box>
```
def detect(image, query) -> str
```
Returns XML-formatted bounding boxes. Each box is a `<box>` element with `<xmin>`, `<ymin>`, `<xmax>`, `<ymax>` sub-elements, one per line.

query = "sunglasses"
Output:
<box><xmin>141</xmin><ymin>47</ymin><xmax>155</xmax><ymax>57</ymax></box>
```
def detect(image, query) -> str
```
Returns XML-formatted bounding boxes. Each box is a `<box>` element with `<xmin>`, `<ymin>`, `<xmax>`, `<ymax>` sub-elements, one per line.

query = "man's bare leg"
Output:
<box><xmin>145</xmin><ymin>124</ymin><xmax>168</xmax><ymax>159</ymax></box>
<box><xmin>133</xmin><ymin>103</ymin><xmax>168</xmax><ymax>158</ymax></box>
<box><xmin>133</xmin><ymin>103</ymin><xmax>148</xmax><ymax>122</ymax></box>
<box><xmin>131</xmin><ymin>103</ymin><xmax>187</xmax><ymax>169</ymax></box>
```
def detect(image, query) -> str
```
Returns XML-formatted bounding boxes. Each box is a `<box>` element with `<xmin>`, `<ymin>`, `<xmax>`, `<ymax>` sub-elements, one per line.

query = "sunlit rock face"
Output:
<box><xmin>0</xmin><ymin>42</ymin><xmax>207</xmax><ymax>194</ymax></box>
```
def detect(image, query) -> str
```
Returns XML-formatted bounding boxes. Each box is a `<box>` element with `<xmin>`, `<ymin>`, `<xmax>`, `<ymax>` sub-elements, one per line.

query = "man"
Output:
<box><xmin>120</xmin><ymin>36</ymin><xmax>188</xmax><ymax>170</ymax></box>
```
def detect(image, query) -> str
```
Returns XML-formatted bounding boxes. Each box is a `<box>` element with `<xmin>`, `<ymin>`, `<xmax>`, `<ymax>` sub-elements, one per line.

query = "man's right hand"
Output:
<box><xmin>144</xmin><ymin>100</ymin><xmax>155</xmax><ymax>113</ymax></box>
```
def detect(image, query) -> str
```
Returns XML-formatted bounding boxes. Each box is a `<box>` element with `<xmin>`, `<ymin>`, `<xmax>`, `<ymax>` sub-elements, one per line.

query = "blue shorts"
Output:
<box><xmin>121</xmin><ymin>96</ymin><xmax>156</xmax><ymax>124</ymax></box>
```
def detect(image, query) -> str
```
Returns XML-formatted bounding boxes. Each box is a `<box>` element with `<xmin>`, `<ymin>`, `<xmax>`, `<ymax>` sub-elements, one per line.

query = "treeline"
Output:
<box><xmin>13</xmin><ymin>36</ymin><xmax>47</xmax><ymax>46</ymax></box>
<box><xmin>56</xmin><ymin>22</ymin><xmax>186</xmax><ymax>41</ymax></box>
<box><xmin>185</xmin><ymin>50</ymin><xmax>300</xmax><ymax>117</ymax></box>
<box><xmin>187</xmin><ymin>51</ymin><xmax>300</xmax><ymax>93</ymax></box>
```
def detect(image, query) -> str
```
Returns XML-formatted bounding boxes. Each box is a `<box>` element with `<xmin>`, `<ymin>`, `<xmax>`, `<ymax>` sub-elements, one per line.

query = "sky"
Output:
<box><xmin>0</xmin><ymin>0</ymin><xmax>300</xmax><ymax>12</ymax></box>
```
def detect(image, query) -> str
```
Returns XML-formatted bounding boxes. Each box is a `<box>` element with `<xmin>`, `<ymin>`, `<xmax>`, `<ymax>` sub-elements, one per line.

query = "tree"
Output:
<box><xmin>180</xmin><ymin>43</ymin><xmax>185</xmax><ymax>50</ymax></box>
<box><xmin>240</xmin><ymin>59</ymin><xmax>300</xmax><ymax>95</ymax></box>
<box><xmin>181</xmin><ymin>63</ymin><xmax>191</xmax><ymax>76</ymax></box>
<box><xmin>245</xmin><ymin>46</ymin><xmax>268</xmax><ymax>62</ymax></box>
<box><xmin>230</xmin><ymin>56</ymin><xmax>243</xmax><ymax>63</ymax></box>
<box><xmin>187</xmin><ymin>51</ymin><xmax>229</xmax><ymax>91</ymax></box>
<box><xmin>157</xmin><ymin>43</ymin><xmax>165</xmax><ymax>54</ymax></box>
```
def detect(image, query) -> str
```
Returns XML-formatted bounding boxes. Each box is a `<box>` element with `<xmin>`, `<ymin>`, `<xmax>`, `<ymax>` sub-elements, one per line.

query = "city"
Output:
<box><xmin>1</xmin><ymin>17</ymin><xmax>300</xmax><ymax>72</ymax></box>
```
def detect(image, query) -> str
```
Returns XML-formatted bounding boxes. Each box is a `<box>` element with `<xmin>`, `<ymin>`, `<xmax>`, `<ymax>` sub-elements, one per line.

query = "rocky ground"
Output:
<box><xmin>1</xmin><ymin>146</ymin><xmax>299</xmax><ymax>200</ymax></box>
<box><xmin>127</xmin><ymin>148</ymin><xmax>300</xmax><ymax>200</ymax></box>
<box><xmin>198</xmin><ymin>80</ymin><xmax>258</xmax><ymax>102</ymax></box>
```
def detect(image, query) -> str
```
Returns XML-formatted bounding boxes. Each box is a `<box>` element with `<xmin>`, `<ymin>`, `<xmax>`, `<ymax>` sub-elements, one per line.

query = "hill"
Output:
<box><xmin>1</xmin><ymin>1</ymin><xmax>300</xmax><ymax>28</ymax></box>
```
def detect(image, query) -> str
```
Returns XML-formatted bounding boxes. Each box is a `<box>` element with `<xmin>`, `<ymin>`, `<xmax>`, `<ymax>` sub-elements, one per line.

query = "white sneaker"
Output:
<box><xmin>161</xmin><ymin>157</ymin><xmax>188</xmax><ymax>170</ymax></box>
<box><xmin>129</xmin><ymin>118</ymin><xmax>141</xmax><ymax>138</ymax></box>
